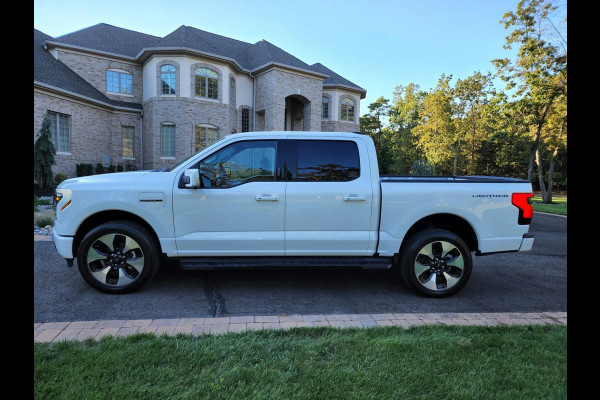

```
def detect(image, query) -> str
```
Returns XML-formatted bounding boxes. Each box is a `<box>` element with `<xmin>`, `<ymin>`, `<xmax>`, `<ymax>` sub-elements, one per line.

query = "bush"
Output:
<box><xmin>35</xmin><ymin>214</ymin><xmax>55</xmax><ymax>228</ymax></box>
<box><xmin>54</xmin><ymin>173</ymin><xmax>68</xmax><ymax>186</ymax></box>
<box><xmin>76</xmin><ymin>163</ymin><xmax>94</xmax><ymax>177</ymax></box>
<box><xmin>95</xmin><ymin>163</ymin><xmax>105</xmax><ymax>174</ymax></box>
<box><xmin>410</xmin><ymin>160</ymin><xmax>433</xmax><ymax>176</ymax></box>
<box><xmin>107</xmin><ymin>164</ymin><xmax>117</xmax><ymax>173</ymax></box>
<box><xmin>116</xmin><ymin>163</ymin><xmax>124</xmax><ymax>172</ymax></box>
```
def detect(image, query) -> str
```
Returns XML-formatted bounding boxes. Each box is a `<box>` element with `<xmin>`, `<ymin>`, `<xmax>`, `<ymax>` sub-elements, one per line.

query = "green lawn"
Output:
<box><xmin>531</xmin><ymin>195</ymin><xmax>567</xmax><ymax>216</ymax></box>
<box><xmin>34</xmin><ymin>325</ymin><xmax>567</xmax><ymax>400</ymax></box>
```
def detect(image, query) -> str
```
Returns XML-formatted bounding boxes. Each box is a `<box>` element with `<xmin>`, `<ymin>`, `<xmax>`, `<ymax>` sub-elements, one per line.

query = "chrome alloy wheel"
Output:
<box><xmin>86</xmin><ymin>233</ymin><xmax>145</xmax><ymax>287</ymax></box>
<box><xmin>414</xmin><ymin>240</ymin><xmax>465</xmax><ymax>292</ymax></box>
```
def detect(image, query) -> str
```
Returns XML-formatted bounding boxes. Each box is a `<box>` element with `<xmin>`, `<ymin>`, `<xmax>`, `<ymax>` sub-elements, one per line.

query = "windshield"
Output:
<box><xmin>164</xmin><ymin>136</ymin><xmax>231</xmax><ymax>172</ymax></box>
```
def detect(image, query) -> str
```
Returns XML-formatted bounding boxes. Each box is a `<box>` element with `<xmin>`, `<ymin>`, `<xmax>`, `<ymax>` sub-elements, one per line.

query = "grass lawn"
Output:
<box><xmin>531</xmin><ymin>195</ymin><xmax>567</xmax><ymax>216</ymax></box>
<box><xmin>34</xmin><ymin>325</ymin><xmax>567</xmax><ymax>400</ymax></box>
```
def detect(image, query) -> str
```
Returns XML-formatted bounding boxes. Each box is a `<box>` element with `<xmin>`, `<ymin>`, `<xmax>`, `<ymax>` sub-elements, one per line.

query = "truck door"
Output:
<box><xmin>284</xmin><ymin>138</ymin><xmax>375</xmax><ymax>256</ymax></box>
<box><xmin>172</xmin><ymin>139</ymin><xmax>286</xmax><ymax>256</ymax></box>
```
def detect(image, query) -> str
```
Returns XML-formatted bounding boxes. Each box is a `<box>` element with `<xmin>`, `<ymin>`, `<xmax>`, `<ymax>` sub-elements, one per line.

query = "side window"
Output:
<box><xmin>295</xmin><ymin>140</ymin><xmax>360</xmax><ymax>182</ymax></box>
<box><xmin>198</xmin><ymin>140</ymin><xmax>277</xmax><ymax>188</ymax></box>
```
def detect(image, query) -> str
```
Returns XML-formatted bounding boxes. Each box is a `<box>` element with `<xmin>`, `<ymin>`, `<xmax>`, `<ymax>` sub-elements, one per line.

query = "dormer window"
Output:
<box><xmin>106</xmin><ymin>70</ymin><xmax>132</xmax><ymax>95</ymax></box>
<box><xmin>160</xmin><ymin>64</ymin><xmax>176</xmax><ymax>95</ymax></box>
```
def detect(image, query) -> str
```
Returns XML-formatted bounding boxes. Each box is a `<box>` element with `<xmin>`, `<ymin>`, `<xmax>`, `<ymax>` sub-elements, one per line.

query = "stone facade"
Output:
<box><xmin>34</xmin><ymin>90</ymin><xmax>142</xmax><ymax>177</ymax></box>
<box><xmin>36</xmin><ymin>33</ymin><xmax>365</xmax><ymax>177</ymax></box>
<box><xmin>56</xmin><ymin>49</ymin><xmax>144</xmax><ymax>105</ymax></box>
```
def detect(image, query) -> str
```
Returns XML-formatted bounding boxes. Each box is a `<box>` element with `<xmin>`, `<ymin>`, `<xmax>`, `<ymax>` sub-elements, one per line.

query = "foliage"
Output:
<box><xmin>75</xmin><ymin>163</ymin><xmax>94</xmax><ymax>177</ymax></box>
<box><xmin>53</xmin><ymin>173</ymin><xmax>68</xmax><ymax>186</ymax></box>
<box><xmin>95</xmin><ymin>163</ymin><xmax>105</xmax><ymax>174</ymax></box>
<box><xmin>33</xmin><ymin>115</ymin><xmax>56</xmax><ymax>189</ymax></box>
<box><xmin>410</xmin><ymin>160</ymin><xmax>433</xmax><ymax>176</ymax></box>
<box><xmin>116</xmin><ymin>163</ymin><xmax>124</xmax><ymax>172</ymax></box>
<box><xmin>358</xmin><ymin>0</ymin><xmax>566</xmax><ymax>196</ymax></box>
<box><xmin>35</xmin><ymin>214</ymin><xmax>55</xmax><ymax>227</ymax></box>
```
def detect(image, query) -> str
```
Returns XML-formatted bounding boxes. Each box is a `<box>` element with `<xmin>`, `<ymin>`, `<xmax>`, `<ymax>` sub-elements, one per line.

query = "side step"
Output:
<box><xmin>179</xmin><ymin>256</ymin><xmax>393</xmax><ymax>270</ymax></box>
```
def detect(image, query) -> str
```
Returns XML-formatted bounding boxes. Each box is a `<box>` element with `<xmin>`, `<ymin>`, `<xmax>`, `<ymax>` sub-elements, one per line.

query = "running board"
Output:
<box><xmin>179</xmin><ymin>256</ymin><xmax>393</xmax><ymax>270</ymax></box>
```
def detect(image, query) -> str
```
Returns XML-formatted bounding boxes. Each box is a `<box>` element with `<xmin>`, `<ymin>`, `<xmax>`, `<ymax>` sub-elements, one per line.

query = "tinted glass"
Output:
<box><xmin>296</xmin><ymin>140</ymin><xmax>360</xmax><ymax>182</ymax></box>
<box><xmin>198</xmin><ymin>140</ymin><xmax>277</xmax><ymax>188</ymax></box>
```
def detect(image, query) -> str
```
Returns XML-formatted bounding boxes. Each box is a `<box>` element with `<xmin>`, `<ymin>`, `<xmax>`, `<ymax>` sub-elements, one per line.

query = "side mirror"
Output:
<box><xmin>182</xmin><ymin>169</ymin><xmax>200</xmax><ymax>188</ymax></box>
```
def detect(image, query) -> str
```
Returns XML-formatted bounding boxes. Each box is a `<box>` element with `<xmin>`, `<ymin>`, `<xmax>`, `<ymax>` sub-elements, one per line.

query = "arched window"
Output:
<box><xmin>160</xmin><ymin>64</ymin><xmax>176</xmax><ymax>95</ymax></box>
<box><xmin>340</xmin><ymin>98</ymin><xmax>355</xmax><ymax>121</ymax></box>
<box><xmin>229</xmin><ymin>76</ymin><xmax>236</xmax><ymax>106</ymax></box>
<box><xmin>195</xmin><ymin>68</ymin><xmax>219</xmax><ymax>99</ymax></box>
<box><xmin>161</xmin><ymin>123</ymin><xmax>176</xmax><ymax>158</ymax></box>
<box><xmin>194</xmin><ymin>125</ymin><xmax>219</xmax><ymax>152</ymax></box>
<box><xmin>322</xmin><ymin>96</ymin><xmax>330</xmax><ymax>119</ymax></box>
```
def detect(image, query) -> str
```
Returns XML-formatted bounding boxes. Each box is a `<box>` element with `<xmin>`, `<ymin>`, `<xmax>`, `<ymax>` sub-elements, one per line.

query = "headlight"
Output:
<box><xmin>54</xmin><ymin>189</ymin><xmax>72</xmax><ymax>213</ymax></box>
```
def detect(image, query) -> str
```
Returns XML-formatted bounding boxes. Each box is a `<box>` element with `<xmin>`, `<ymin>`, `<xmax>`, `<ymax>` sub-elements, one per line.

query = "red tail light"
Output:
<box><xmin>512</xmin><ymin>193</ymin><xmax>534</xmax><ymax>224</ymax></box>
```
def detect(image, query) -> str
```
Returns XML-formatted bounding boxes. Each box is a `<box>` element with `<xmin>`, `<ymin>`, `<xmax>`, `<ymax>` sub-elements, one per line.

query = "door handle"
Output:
<box><xmin>256</xmin><ymin>194</ymin><xmax>279</xmax><ymax>201</ymax></box>
<box><xmin>343</xmin><ymin>194</ymin><xmax>366</xmax><ymax>201</ymax></box>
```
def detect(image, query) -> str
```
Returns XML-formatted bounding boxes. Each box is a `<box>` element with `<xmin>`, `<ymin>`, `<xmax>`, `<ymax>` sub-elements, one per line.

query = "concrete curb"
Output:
<box><xmin>34</xmin><ymin>312</ymin><xmax>567</xmax><ymax>343</ymax></box>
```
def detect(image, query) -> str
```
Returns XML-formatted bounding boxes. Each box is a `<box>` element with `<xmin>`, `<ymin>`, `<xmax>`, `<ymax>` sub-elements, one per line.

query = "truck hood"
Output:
<box><xmin>57</xmin><ymin>171</ymin><xmax>149</xmax><ymax>188</ymax></box>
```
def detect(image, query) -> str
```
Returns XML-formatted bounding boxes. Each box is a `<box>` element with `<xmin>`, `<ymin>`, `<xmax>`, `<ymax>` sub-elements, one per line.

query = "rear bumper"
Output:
<box><xmin>518</xmin><ymin>233</ymin><xmax>535</xmax><ymax>252</ymax></box>
<box><xmin>52</xmin><ymin>231</ymin><xmax>74</xmax><ymax>259</ymax></box>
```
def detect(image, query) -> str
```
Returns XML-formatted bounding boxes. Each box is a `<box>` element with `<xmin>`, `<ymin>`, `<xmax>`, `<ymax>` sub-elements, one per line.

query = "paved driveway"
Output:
<box><xmin>34</xmin><ymin>213</ymin><xmax>566</xmax><ymax>323</ymax></box>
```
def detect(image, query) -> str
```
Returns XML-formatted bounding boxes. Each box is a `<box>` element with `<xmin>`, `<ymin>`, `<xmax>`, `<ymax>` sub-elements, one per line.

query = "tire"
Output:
<box><xmin>77</xmin><ymin>220</ymin><xmax>160</xmax><ymax>294</ymax></box>
<box><xmin>399</xmin><ymin>229</ymin><xmax>472</xmax><ymax>297</ymax></box>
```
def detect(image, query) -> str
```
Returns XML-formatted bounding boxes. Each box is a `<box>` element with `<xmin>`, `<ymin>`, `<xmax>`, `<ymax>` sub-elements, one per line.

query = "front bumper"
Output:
<box><xmin>518</xmin><ymin>233</ymin><xmax>535</xmax><ymax>252</ymax></box>
<box><xmin>52</xmin><ymin>230</ymin><xmax>74</xmax><ymax>259</ymax></box>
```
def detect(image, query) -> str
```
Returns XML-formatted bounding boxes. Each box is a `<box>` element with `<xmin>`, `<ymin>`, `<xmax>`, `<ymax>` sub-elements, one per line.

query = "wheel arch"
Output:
<box><xmin>398</xmin><ymin>213</ymin><xmax>478</xmax><ymax>255</ymax></box>
<box><xmin>72</xmin><ymin>210</ymin><xmax>162</xmax><ymax>258</ymax></box>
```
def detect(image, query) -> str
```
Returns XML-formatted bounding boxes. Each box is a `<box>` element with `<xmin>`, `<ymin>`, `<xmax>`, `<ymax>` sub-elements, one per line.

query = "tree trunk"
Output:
<box><xmin>535</xmin><ymin>145</ymin><xmax>548</xmax><ymax>203</ymax></box>
<box><xmin>546</xmin><ymin>147</ymin><xmax>559</xmax><ymax>204</ymax></box>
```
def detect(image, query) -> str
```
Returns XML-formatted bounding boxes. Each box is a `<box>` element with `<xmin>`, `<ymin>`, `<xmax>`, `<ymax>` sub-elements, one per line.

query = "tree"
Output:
<box><xmin>492</xmin><ymin>0</ymin><xmax>567</xmax><ymax>202</ymax></box>
<box><xmin>413</xmin><ymin>74</ymin><xmax>456</xmax><ymax>175</ymax></box>
<box><xmin>453</xmin><ymin>71</ymin><xmax>495</xmax><ymax>175</ymax></box>
<box><xmin>34</xmin><ymin>114</ymin><xmax>56</xmax><ymax>189</ymax></box>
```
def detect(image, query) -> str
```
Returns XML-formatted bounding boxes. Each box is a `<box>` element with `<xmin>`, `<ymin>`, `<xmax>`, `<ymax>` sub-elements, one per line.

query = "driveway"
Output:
<box><xmin>34</xmin><ymin>212</ymin><xmax>566</xmax><ymax>323</ymax></box>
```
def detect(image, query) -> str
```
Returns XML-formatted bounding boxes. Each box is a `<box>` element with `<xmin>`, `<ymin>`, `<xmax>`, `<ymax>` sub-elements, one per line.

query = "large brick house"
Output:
<box><xmin>33</xmin><ymin>23</ymin><xmax>366</xmax><ymax>177</ymax></box>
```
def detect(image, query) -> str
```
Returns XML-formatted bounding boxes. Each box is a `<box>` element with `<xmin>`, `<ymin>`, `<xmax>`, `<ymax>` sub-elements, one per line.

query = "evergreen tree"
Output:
<box><xmin>34</xmin><ymin>115</ymin><xmax>56</xmax><ymax>189</ymax></box>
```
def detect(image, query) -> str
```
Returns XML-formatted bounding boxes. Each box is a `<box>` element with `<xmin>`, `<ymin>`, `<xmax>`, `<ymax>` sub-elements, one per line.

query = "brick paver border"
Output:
<box><xmin>34</xmin><ymin>312</ymin><xmax>567</xmax><ymax>343</ymax></box>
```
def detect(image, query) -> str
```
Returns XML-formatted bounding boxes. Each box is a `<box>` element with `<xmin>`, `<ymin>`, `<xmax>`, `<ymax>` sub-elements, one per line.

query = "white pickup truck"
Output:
<box><xmin>52</xmin><ymin>131</ymin><xmax>535</xmax><ymax>297</ymax></box>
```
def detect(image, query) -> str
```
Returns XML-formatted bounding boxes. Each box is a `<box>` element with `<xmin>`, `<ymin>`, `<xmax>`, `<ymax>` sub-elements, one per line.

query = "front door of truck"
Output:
<box><xmin>172</xmin><ymin>139</ymin><xmax>286</xmax><ymax>256</ymax></box>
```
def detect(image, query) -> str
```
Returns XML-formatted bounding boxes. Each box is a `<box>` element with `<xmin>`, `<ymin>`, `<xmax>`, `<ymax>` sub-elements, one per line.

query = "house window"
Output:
<box><xmin>194</xmin><ymin>125</ymin><xmax>219</xmax><ymax>152</ymax></box>
<box><xmin>161</xmin><ymin>123</ymin><xmax>176</xmax><ymax>158</ymax></box>
<box><xmin>122</xmin><ymin>126</ymin><xmax>134</xmax><ymax>158</ymax></box>
<box><xmin>241</xmin><ymin>109</ymin><xmax>250</xmax><ymax>132</ymax></box>
<box><xmin>229</xmin><ymin>77</ymin><xmax>236</xmax><ymax>106</ymax></box>
<box><xmin>46</xmin><ymin>112</ymin><xmax>70</xmax><ymax>152</ymax></box>
<box><xmin>322</xmin><ymin>96</ymin><xmax>329</xmax><ymax>119</ymax></box>
<box><xmin>106</xmin><ymin>70</ymin><xmax>133</xmax><ymax>95</ymax></box>
<box><xmin>195</xmin><ymin>68</ymin><xmax>219</xmax><ymax>99</ymax></box>
<box><xmin>340</xmin><ymin>98</ymin><xmax>355</xmax><ymax>121</ymax></box>
<box><xmin>160</xmin><ymin>64</ymin><xmax>176</xmax><ymax>95</ymax></box>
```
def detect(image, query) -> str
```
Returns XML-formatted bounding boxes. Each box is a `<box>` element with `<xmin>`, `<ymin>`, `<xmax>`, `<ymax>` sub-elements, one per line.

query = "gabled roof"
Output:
<box><xmin>43</xmin><ymin>23</ymin><xmax>365</xmax><ymax>93</ymax></box>
<box><xmin>34</xmin><ymin>29</ymin><xmax>142</xmax><ymax>111</ymax></box>
<box><xmin>53</xmin><ymin>23</ymin><xmax>161</xmax><ymax>58</ymax></box>
<box><xmin>311</xmin><ymin>63</ymin><xmax>366</xmax><ymax>97</ymax></box>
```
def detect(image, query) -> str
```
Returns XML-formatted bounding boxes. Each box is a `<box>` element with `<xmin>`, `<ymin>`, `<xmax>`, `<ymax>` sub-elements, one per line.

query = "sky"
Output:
<box><xmin>33</xmin><ymin>0</ymin><xmax>564</xmax><ymax>111</ymax></box>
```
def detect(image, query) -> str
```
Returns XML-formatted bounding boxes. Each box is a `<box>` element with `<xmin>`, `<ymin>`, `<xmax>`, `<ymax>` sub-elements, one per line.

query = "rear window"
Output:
<box><xmin>295</xmin><ymin>140</ymin><xmax>360</xmax><ymax>182</ymax></box>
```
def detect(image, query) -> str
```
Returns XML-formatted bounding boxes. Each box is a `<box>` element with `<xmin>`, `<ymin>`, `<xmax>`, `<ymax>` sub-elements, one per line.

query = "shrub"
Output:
<box><xmin>107</xmin><ymin>164</ymin><xmax>117</xmax><ymax>173</ymax></box>
<box><xmin>116</xmin><ymin>163</ymin><xmax>124</xmax><ymax>172</ymax></box>
<box><xmin>76</xmin><ymin>163</ymin><xmax>94</xmax><ymax>177</ymax></box>
<box><xmin>95</xmin><ymin>163</ymin><xmax>105</xmax><ymax>174</ymax></box>
<box><xmin>54</xmin><ymin>173</ymin><xmax>68</xmax><ymax>186</ymax></box>
<box><xmin>35</xmin><ymin>214</ymin><xmax>55</xmax><ymax>228</ymax></box>
<box><xmin>34</xmin><ymin>115</ymin><xmax>56</xmax><ymax>188</ymax></box>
